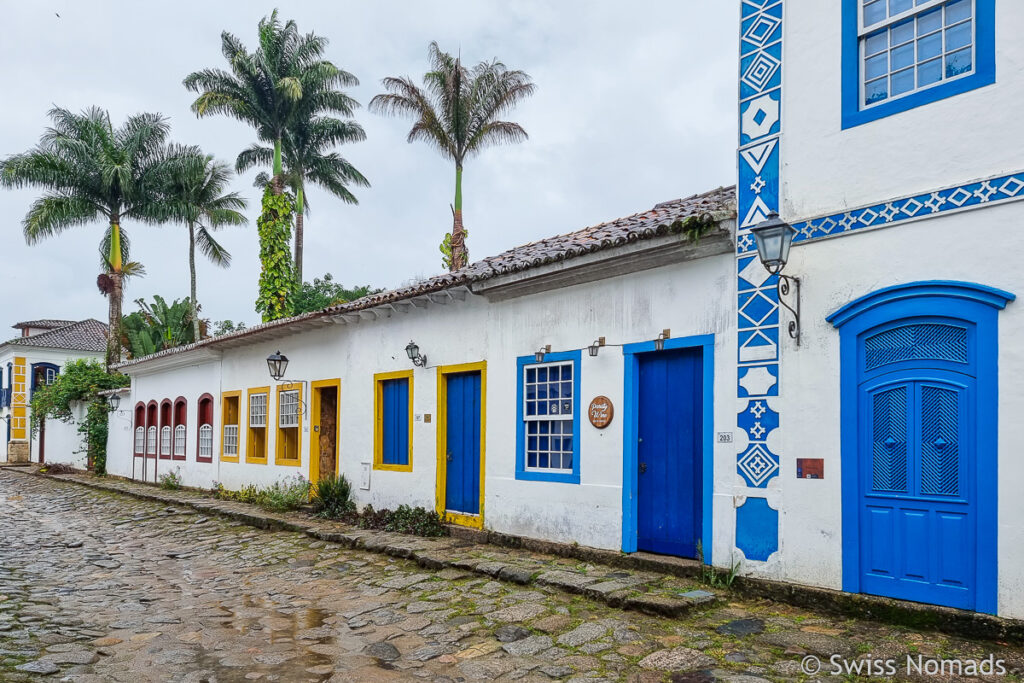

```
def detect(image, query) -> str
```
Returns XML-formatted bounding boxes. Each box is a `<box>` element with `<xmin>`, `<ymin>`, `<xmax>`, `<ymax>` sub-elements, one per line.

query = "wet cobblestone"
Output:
<box><xmin>1</xmin><ymin>470</ymin><xmax>1022</xmax><ymax>681</ymax></box>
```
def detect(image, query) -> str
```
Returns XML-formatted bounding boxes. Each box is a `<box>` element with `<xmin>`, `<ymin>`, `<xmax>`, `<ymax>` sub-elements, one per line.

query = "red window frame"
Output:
<box><xmin>159</xmin><ymin>399</ymin><xmax>173</xmax><ymax>460</ymax></box>
<box><xmin>146</xmin><ymin>401</ymin><xmax>158</xmax><ymax>458</ymax></box>
<box><xmin>196</xmin><ymin>393</ymin><xmax>214</xmax><ymax>463</ymax></box>
<box><xmin>133</xmin><ymin>403</ymin><xmax>146</xmax><ymax>456</ymax></box>
<box><xmin>172</xmin><ymin>396</ymin><xmax>187</xmax><ymax>461</ymax></box>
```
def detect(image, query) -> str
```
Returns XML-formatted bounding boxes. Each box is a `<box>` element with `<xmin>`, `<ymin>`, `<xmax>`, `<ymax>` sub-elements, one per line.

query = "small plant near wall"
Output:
<box><xmin>311</xmin><ymin>474</ymin><xmax>355</xmax><ymax>518</ymax></box>
<box><xmin>211</xmin><ymin>476</ymin><xmax>309</xmax><ymax>512</ymax></box>
<box><xmin>29</xmin><ymin>359</ymin><xmax>130</xmax><ymax>475</ymax></box>
<box><xmin>696</xmin><ymin>541</ymin><xmax>741</xmax><ymax>589</ymax></box>
<box><xmin>159</xmin><ymin>468</ymin><xmax>183</xmax><ymax>490</ymax></box>
<box><xmin>355</xmin><ymin>504</ymin><xmax>448</xmax><ymax>537</ymax></box>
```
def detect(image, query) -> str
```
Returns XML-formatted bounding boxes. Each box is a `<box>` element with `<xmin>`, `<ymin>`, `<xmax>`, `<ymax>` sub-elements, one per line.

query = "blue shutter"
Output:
<box><xmin>382</xmin><ymin>378</ymin><xmax>409</xmax><ymax>466</ymax></box>
<box><xmin>919</xmin><ymin>385</ymin><xmax>961</xmax><ymax>497</ymax></box>
<box><xmin>871</xmin><ymin>385</ymin><xmax>909</xmax><ymax>493</ymax></box>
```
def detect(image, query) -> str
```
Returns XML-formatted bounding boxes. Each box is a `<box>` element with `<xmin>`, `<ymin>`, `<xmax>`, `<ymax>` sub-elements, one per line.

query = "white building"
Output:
<box><xmin>0</xmin><ymin>318</ymin><xmax>107</xmax><ymax>465</ymax></box>
<box><xmin>106</xmin><ymin>0</ymin><xmax>1024</xmax><ymax>619</ymax></box>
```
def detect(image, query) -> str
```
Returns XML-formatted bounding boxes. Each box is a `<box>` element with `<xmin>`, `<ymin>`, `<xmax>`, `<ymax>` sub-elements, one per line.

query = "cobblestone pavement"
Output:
<box><xmin>1</xmin><ymin>470</ymin><xmax>1022</xmax><ymax>682</ymax></box>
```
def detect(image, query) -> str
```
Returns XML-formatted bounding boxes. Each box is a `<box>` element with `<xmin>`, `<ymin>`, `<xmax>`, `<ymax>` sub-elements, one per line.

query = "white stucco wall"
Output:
<box><xmin>110</xmin><ymin>251</ymin><xmax>737</xmax><ymax>552</ymax></box>
<box><xmin>768</xmin><ymin>203</ymin><xmax>1024</xmax><ymax>617</ymax></box>
<box><xmin>781</xmin><ymin>1</ymin><xmax>1024</xmax><ymax>218</ymax></box>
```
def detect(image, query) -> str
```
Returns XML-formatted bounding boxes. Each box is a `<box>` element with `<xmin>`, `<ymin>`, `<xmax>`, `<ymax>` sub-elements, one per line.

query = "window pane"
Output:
<box><xmin>891</xmin><ymin>19</ymin><xmax>914</xmax><ymax>45</ymax></box>
<box><xmin>525</xmin><ymin>368</ymin><xmax>535</xmax><ymax>383</ymax></box>
<box><xmin>864</xmin><ymin>0</ymin><xmax>886</xmax><ymax>26</ymax></box>
<box><xmin>537</xmin><ymin>367</ymin><xmax>547</xmax><ymax>382</ymax></box>
<box><xmin>528</xmin><ymin>453</ymin><xmax>537</xmax><ymax>468</ymax></box>
<box><xmin>865</xmin><ymin>31</ymin><xmax>888</xmax><ymax>56</ymax></box>
<box><xmin>865</xmin><ymin>78</ymin><xmax>889</xmax><ymax>104</ymax></box>
<box><xmin>865</xmin><ymin>53</ymin><xmax>888</xmax><ymax>80</ymax></box>
<box><xmin>917</xmin><ymin>31</ymin><xmax>942</xmax><ymax>60</ymax></box>
<box><xmin>562</xmin><ymin>454</ymin><xmax>573</xmax><ymax>470</ymax></box>
<box><xmin>891</xmin><ymin>68</ymin><xmax>915</xmax><ymax>95</ymax></box>
<box><xmin>945</xmin><ymin>47</ymin><xmax>972</xmax><ymax>76</ymax></box>
<box><xmin>945</xmin><ymin>0</ymin><xmax>971</xmax><ymax>24</ymax></box>
<box><xmin>945</xmin><ymin>20</ymin><xmax>971</xmax><ymax>50</ymax></box>
<box><xmin>539</xmin><ymin>453</ymin><xmax>549</xmax><ymax>468</ymax></box>
<box><xmin>889</xmin><ymin>0</ymin><xmax>913</xmax><ymax>15</ymax></box>
<box><xmin>917</xmin><ymin>7</ymin><xmax>942</xmax><ymax>35</ymax></box>
<box><xmin>891</xmin><ymin>43</ymin><xmax>914</xmax><ymax>70</ymax></box>
<box><xmin>918</xmin><ymin>57</ymin><xmax>942</xmax><ymax>85</ymax></box>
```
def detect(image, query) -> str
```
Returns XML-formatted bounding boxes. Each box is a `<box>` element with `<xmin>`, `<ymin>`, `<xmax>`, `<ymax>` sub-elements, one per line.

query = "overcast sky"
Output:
<box><xmin>0</xmin><ymin>1</ymin><xmax>738</xmax><ymax>331</ymax></box>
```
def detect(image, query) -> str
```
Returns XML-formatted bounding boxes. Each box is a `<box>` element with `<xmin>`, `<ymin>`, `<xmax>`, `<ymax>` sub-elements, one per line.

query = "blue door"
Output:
<box><xmin>637</xmin><ymin>348</ymin><xmax>702</xmax><ymax>557</ymax></box>
<box><xmin>858</xmin><ymin>323</ymin><xmax>977</xmax><ymax>609</ymax></box>
<box><xmin>445</xmin><ymin>371</ymin><xmax>481</xmax><ymax>516</ymax></box>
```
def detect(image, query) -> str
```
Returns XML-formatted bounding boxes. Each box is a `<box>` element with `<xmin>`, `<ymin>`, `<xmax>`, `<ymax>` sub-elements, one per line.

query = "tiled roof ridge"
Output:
<box><xmin>114</xmin><ymin>186</ymin><xmax>737</xmax><ymax>369</ymax></box>
<box><xmin>5</xmin><ymin>318</ymin><xmax>108</xmax><ymax>352</ymax></box>
<box><xmin>12</xmin><ymin>318</ymin><xmax>77</xmax><ymax>330</ymax></box>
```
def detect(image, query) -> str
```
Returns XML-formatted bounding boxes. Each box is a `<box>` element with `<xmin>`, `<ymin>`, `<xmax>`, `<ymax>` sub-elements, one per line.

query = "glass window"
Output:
<box><xmin>522</xmin><ymin>361</ymin><xmax>575</xmax><ymax>473</ymax></box>
<box><xmin>279</xmin><ymin>390</ymin><xmax>299</xmax><ymax>428</ymax></box>
<box><xmin>199</xmin><ymin>424</ymin><xmax>213</xmax><ymax>459</ymax></box>
<box><xmin>146</xmin><ymin>426</ymin><xmax>157</xmax><ymax>455</ymax></box>
<box><xmin>160</xmin><ymin>426</ymin><xmax>171</xmax><ymax>457</ymax></box>
<box><xmin>249</xmin><ymin>393</ymin><xmax>267</xmax><ymax>428</ymax></box>
<box><xmin>223</xmin><ymin>425</ymin><xmax>239</xmax><ymax>456</ymax></box>
<box><xmin>859</xmin><ymin>0</ymin><xmax>976</xmax><ymax>108</ymax></box>
<box><xmin>174</xmin><ymin>425</ymin><xmax>186</xmax><ymax>457</ymax></box>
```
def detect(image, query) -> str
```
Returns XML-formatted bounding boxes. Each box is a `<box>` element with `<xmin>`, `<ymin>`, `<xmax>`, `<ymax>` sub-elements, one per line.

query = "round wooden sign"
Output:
<box><xmin>588</xmin><ymin>396</ymin><xmax>614</xmax><ymax>429</ymax></box>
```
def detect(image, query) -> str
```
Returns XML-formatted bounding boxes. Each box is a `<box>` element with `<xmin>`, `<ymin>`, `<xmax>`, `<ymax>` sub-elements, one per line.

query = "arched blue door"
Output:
<box><xmin>829</xmin><ymin>281</ymin><xmax>1013</xmax><ymax>615</ymax></box>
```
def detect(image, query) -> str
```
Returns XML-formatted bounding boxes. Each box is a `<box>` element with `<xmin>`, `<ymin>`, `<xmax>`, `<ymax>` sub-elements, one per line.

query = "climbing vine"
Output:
<box><xmin>29</xmin><ymin>359</ymin><xmax>129</xmax><ymax>474</ymax></box>
<box><xmin>439</xmin><ymin>228</ymin><xmax>469</xmax><ymax>271</ymax></box>
<box><xmin>255</xmin><ymin>187</ymin><xmax>297</xmax><ymax>322</ymax></box>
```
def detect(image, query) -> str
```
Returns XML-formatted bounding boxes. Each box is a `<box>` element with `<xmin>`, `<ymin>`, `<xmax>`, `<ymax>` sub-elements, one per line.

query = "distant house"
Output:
<box><xmin>0</xmin><ymin>318</ymin><xmax>107</xmax><ymax>464</ymax></box>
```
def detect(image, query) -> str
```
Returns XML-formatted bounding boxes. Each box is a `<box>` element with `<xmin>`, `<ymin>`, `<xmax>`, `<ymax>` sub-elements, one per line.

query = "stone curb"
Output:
<box><xmin>20</xmin><ymin>470</ymin><xmax>712</xmax><ymax>622</ymax></box>
<box><xmin>16</xmin><ymin>468</ymin><xmax>1024</xmax><ymax>644</ymax></box>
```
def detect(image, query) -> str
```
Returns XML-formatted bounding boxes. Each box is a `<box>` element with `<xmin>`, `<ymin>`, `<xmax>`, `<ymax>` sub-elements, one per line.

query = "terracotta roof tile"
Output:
<box><xmin>6</xmin><ymin>319</ymin><xmax>108</xmax><ymax>352</ymax></box>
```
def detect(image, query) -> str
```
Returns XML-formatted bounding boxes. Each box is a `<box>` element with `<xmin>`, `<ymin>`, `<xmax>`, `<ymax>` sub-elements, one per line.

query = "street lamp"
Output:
<box><xmin>107</xmin><ymin>393</ymin><xmax>121</xmax><ymax>412</ymax></box>
<box><xmin>654</xmin><ymin>329</ymin><xmax>671</xmax><ymax>352</ymax></box>
<box><xmin>535</xmin><ymin>345</ymin><xmax>551</xmax><ymax>363</ymax></box>
<box><xmin>750</xmin><ymin>212</ymin><xmax>801</xmax><ymax>345</ymax></box>
<box><xmin>266</xmin><ymin>350</ymin><xmax>289</xmax><ymax>381</ymax></box>
<box><xmin>405</xmin><ymin>340</ymin><xmax>427</xmax><ymax>367</ymax></box>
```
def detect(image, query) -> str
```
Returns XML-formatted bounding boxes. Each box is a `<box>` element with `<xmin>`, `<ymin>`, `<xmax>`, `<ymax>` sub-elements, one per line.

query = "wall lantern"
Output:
<box><xmin>266</xmin><ymin>350</ymin><xmax>289</xmax><ymax>381</ymax></box>
<box><xmin>750</xmin><ymin>212</ymin><xmax>801</xmax><ymax>345</ymax></box>
<box><xmin>107</xmin><ymin>393</ymin><xmax>121</xmax><ymax>412</ymax></box>
<box><xmin>535</xmin><ymin>345</ymin><xmax>552</xmax><ymax>363</ymax></box>
<box><xmin>405</xmin><ymin>340</ymin><xmax>427</xmax><ymax>367</ymax></box>
<box><xmin>588</xmin><ymin>337</ymin><xmax>606</xmax><ymax>357</ymax></box>
<box><xmin>654</xmin><ymin>329</ymin><xmax>671</xmax><ymax>352</ymax></box>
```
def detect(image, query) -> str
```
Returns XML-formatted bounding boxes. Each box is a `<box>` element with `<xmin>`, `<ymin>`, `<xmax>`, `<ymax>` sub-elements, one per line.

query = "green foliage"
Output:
<box><xmin>159</xmin><ymin>468</ymin><xmax>183</xmax><ymax>490</ymax></box>
<box><xmin>212</xmin><ymin>475</ymin><xmax>310</xmax><ymax>512</ymax></box>
<box><xmin>354</xmin><ymin>504</ymin><xmax>448</xmax><ymax>537</ymax></box>
<box><xmin>211</xmin><ymin>319</ymin><xmax>249</xmax><ymax>337</ymax></box>
<box><xmin>121</xmin><ymin>295</ymin><xmax>198</xmax><ymax>359</ymax></box>
<box><xmin>29</xmin><ymin>359</ymin><xmax>128</xmax><ymax>476</ymax></box>
<box><xmin>696</xmin><ymin>541</ymin><xmax>741</xmax><ymax>588</ymax></box>
<box><xmin>255</xmin><ymin>187</ymin><xmax>297</xmax><ymax>322</ymax></box>
<box><xmin>439</xmin><ymin>228</ymin><xmax>469</xmax><ymax>270</ymax></box>
<box><xmin>292</xmin><ymin>273</ymin><xmax>382</xmax><ymax>314</ymax></box>
<box><xmin>311</xmin><ymin>474</ymin><xmax>355</xmax><ymax>518</ymax></box>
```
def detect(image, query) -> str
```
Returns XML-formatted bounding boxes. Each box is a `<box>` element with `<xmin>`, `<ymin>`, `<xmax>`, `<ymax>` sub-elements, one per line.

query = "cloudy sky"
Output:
<box><xmin>0</xmin><ymin>1</ymin><xmax>738</xmax><ymax>331</ymax></box>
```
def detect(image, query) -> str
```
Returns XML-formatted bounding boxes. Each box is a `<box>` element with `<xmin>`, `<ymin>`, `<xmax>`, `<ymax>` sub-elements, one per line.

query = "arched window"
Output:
<box><xmin>197</xmin><ymin>394</ymin><xmax>214</xmax><ymax>463</ymax></box>
<box><xmin>173</xmin><ymin>397</ymin><xmax>187</xmax><ymax>460</ymax></box>
<box><xmin>159</xmin><ymin>400</ymin><xmax>173</xmax><ymax>459</ymax></box>
<box><xmin>146</xmin><ymin>402</ymin><xmax>158</xmax><ymax>456</ymax></box>
<box><xmin>134</xmin><ymin>403</ymin><xmax>146</xmax><ymax>455</ymax></box>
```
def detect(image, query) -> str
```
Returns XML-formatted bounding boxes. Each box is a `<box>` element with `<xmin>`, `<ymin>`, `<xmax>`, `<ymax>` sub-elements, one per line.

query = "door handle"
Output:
<box><xmin>639</xmin><ymin>462</ymin><xmax>647</xmax><ymax>474</ymax></box>
<box><xmin>446</xmin><ymin>452</ymin><xmax>453</xmax><ymax>462</ymax></box>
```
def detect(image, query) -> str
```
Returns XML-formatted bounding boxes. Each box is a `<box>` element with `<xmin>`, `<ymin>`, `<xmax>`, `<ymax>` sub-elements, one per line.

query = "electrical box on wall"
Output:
<box><xmin>360</xmin><ymin>462</ymin><xmax>371</xmax><ymax>490</ymax></box>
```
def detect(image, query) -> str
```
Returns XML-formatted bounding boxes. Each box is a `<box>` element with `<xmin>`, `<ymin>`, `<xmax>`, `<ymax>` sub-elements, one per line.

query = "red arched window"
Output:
<box><xmin>146</xmin><ymin>402</ymin><xmax>158</xmax><ymax>457</ymax></box>
<box><xmin>159</xmin><ymin>399</ymin><xmax>173</xmax><ymax>459</ymax></box>
<box><xmin>133</xmin><ymin>403</ymin><xmax>146</xmax><ymax>456</ymax></box>
<box><xmin>197</xmin><ymin>394</ymin><xmax>214</xmax><ymax>463</ymax></box>
<box><xmin>173</xmin><ymin>397</ymin><xmax>187</xmax><ymax>460</ymax></box>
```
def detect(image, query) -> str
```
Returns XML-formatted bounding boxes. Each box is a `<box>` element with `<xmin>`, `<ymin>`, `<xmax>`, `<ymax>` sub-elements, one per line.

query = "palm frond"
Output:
<box><xmin>195</xmin><ymin>224</ymin><xmax>232</xmax><ymax>267</ymax></box>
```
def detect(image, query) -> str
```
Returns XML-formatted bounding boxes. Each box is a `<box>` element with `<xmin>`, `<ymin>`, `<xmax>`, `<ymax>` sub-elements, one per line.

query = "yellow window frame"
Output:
<box><xmin>220</xmin><ymin>390</ymin><xmax>242</xmax><ymax>463</ymax></box>
<box><xmin>245</xmin><ymin>386</ymin><xmax>270</xmax><ymax>464</ymax></box>
<box><xmin>435</xmin><ymin>361</ymin><xmax>487</xmax><ymax>529</ymax></box>
<box><xmin>274</xmin><ymin>382</ymin><xmax>303</xmax><ymax>467</ymax></box>
<box><xmin>373</xmin><ymin>369</ymin><xmax>414</xmax><ymax>472</ymax></box>
<box><xmin>309</xmin><ymin>378</ymin><xmax>341</xmax><ymax>487</ymax></box>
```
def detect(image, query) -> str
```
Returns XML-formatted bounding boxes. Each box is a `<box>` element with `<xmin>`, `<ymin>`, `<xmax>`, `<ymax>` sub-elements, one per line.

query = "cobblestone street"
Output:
<box><xmin>0</xmin><ymin>470</ymin><xmax>1021</xmax><ymax>682</ymax></box>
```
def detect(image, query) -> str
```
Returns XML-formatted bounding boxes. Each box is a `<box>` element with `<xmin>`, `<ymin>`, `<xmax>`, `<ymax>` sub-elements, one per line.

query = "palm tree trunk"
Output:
<box><xmin>450</xmin><ymin>164</ymin><xmax>466</xmax><ymax>271</ymax></box>
<box><xmin>106</xmin><ymin>271</ymin><xmax>123</xmax><ymax>369</ymax></box>
<box><xmin>271</xmin><ymin>138</ymin><xmax>284</xmax><ymax>195</ymax></box>
<box><xmin>294</xmin><ymin>187</ymin><xmax>304</xmax><ymax>284</ymax></box>
<box><xmin>189</xmin><ymin>221</ymin><xmax>200</xmax><ymax>342</ymax></box>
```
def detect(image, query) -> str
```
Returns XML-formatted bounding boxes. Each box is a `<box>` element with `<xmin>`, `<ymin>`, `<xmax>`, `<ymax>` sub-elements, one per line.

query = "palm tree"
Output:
<box><xmin>238</xmin><ymin>114</ymin><xmax>369</xmax><ymax>282</ymax></box>
<box><xmin>183</xmin><ymin>9</ymin><xmax>355</xmax><ymax>194</ymax></box>
<box><xmin>122</xmin><ymin>295</ymin><xmax>198</xmax><ymax>359</ymax></box>
<box><xmin>0</xmin><ymin>106</ymin><xmax>180</xmax><ymax>366</ymax></box>
<box><xmin>162</xmin><ymin>148</ymin><xmax>248</xmax><ymax>340</ymax></box>
<box><xmin>369</xmin><ymin>42</ymin><xmax>536</xmax><ymax>271</ymax></box>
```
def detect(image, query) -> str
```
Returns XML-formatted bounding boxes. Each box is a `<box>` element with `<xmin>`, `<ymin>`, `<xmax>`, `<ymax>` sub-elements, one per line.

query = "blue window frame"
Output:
<box><xmin>515</xmin><ymin>350</ymin><xmax>581</xmax><ymax>484</ymax></box>
<box><xmin>842</xmin><ymin>0</ymin><xmax>994</xmax><ymax>128</ymax></box>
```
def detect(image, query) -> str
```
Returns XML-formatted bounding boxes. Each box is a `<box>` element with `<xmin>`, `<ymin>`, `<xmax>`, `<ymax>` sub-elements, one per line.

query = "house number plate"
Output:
<box><xmin>588</xmin><ymin>396</ymin><xmax>614</xmax><ymax>429</ymax></box>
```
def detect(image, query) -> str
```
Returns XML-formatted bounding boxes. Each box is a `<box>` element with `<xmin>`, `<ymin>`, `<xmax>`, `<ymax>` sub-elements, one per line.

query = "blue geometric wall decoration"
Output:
<box><xmin>736</xmin><ymin>497</ymin><xmax>779</xmax><ymax>561</ymax></box>
<box><xmin>737</xmin><ymin>0</ymin><xmax>783</xmax><ymax>511</ymax></box>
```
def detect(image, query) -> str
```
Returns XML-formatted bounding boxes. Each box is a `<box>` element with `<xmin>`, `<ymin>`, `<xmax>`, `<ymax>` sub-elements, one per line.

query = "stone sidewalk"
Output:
<box><xmin>38</xmin><ymin>470</ymin><xmax>719</xmax><ymax>620</ymax></box>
